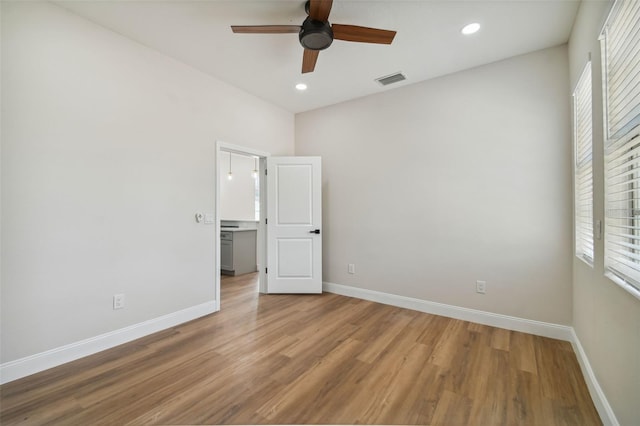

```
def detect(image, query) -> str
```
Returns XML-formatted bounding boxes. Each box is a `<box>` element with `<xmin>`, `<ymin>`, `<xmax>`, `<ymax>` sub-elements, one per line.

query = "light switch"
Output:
<box><xmin>204</xmin><ymin>213</ymin><xmax>214</xmax><ymax>224</ymax></box>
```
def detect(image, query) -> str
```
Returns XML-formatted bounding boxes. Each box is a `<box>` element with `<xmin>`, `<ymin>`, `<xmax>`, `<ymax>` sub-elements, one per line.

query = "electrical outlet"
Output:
<box><xmin>476</xmin><ymin>280</ymin><xmax>486</xmax><ymax>294</ymax></box>
<box><xmin>348</xmin><ymin>264</ymin><xmax>355</xmax><ymax>274</ymax></box>
<box><xmin>113</xmin><ymin>293</ymin><xmax>125</xmax><ymax>310</ymax></box>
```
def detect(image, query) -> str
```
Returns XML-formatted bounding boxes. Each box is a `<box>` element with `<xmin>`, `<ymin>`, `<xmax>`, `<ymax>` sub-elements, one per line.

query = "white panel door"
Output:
<box><xmin>267</xmin><ymin>157</ymin><xmax>322</xmax><ymax>293</ymax></box>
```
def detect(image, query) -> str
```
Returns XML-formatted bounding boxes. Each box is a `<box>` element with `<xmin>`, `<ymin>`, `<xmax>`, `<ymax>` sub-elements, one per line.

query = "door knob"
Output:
<box><xmin>309</xmin><ymin>229</ymin><xmax>321</xmax><ymax>234</ymax></box>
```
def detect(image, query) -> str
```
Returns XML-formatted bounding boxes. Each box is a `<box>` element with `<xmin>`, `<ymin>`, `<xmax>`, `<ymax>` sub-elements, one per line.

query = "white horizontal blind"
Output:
<box><xmin>604</xmin><ymin>127</ymin><xmax>640</xmax><ymax>289</ymax></box>
<box><xmin>601</xmin><ymin>0</ymin><xmax>640</xmax><ymax>140</ymax></box>
<box><xmin>602</xmin><ymin>0</ymin><xmax>640</xmax><ymax>293</ymax></box>
<box><xmin>574</xmin><ymin>62</ymin><xmax>594</xmax><ymax>264</ymax></box>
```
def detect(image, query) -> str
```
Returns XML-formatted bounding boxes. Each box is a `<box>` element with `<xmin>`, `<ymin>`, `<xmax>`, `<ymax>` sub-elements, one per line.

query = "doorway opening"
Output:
<box><xmin>215</xmin><ymin>141</ymin><xmax>269</xmax><ymax>312</ymax></box>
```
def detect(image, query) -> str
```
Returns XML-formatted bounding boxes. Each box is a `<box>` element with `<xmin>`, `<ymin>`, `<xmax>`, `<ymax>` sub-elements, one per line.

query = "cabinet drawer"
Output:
<box><xmin>220</xmin><ymin>231</ymin><xmax>233</xmax><ymax>241</ymax></box>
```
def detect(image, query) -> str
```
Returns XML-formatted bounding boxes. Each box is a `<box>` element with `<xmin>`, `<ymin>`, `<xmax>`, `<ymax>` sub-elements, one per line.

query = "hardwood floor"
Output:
<box><xmin>1</xmin><ymin>273</ymin><xmax>601</xmax><ymax>425</ymax></box>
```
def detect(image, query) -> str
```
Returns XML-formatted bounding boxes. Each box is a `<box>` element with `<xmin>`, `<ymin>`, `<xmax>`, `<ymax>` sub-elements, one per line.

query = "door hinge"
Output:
<box><xmin>265</xmin><ymin>169</ymin><xmax>268</xmax><ymax>176</ymax></box>
<box><xmin>265</xmin><ymin>218</ymin><xmax>268</xmax><ymax>224</ymax></box>
<box><xmin>265</xmin><ymin>268</ymin><xmax>268</xmax><ymax>274</ymax></box>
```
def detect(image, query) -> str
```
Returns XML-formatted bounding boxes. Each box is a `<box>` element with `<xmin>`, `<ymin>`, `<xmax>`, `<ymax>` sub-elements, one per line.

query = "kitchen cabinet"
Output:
<box><xmin>220</xmin><ymin>229</ymin><xmax>257</xmax><ymax>276</ymax></box>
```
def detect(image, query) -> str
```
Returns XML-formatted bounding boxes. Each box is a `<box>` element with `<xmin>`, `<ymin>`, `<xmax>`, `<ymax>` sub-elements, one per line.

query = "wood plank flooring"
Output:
<box><xmin>1</xmin><ymin>273</ymin><xmax>601</xmax><ymax>425</ymax></box>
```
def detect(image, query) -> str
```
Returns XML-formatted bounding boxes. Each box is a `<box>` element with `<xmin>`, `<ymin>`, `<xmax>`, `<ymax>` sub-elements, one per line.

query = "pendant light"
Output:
<box><xmin>252</xmin><ymin>157</ymin><xmax>258</xmax><ymax>179</ymax></box>
<box><xmin>227</xmin><ymin>153</ymin><xmax>233</xmax><ymax>180</ymax></box>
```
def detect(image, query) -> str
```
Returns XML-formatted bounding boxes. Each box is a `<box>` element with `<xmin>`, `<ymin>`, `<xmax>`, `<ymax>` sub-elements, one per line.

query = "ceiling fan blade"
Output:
<box><xmin>309</xmin><ymin>0</ymin><xmax>333</xmax><ymax>22</ymax></box>
<box><xmin>302</xmin><ymin>49</ymin><xmax>319</xmax><ymax>73</ymax></box>
<box><xmin>332</xmin><ymin>24</ymin><xmax>396</xmax><ymax>44</ymax></box>
<box><xmin>231</xmin><ymin>25</ymin><xmax>301</xmax><ymax>34</ymax></box>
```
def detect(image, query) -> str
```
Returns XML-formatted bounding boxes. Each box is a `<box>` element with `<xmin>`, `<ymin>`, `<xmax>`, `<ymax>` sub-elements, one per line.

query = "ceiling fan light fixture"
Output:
<box><xmin>299</xmin><ymin>17</ymin><xmax>334</xmax><ymax>50</ymax></box>
<box><xmin>231</xmin><ymin>0</ymin><xmax>397</xmax><ymax>74</ymax></box>
<box><xmin>461</xmin><ymin>22</ymin><xmax>481</xmax><ymax>35</ymax></box>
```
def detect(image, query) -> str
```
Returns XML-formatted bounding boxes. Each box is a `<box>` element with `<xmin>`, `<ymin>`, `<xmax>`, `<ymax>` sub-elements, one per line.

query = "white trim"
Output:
<box><xmin>604</xmin><ymin>271</ymin><xmax>640</xmax><ymax>302</ymax></box>
<box><xmin>323</xmin><ymin>282</ymin><xmax>572</xmax><ymax>340</ymax></box>
<box><xmin>217</xmin><ymin>141</ymin><xmax>270</xmax><ymax>159</ymax></box>
<box><xmin>570</xmin><ymin>329</ymin><xmax>620</xmax><ymax>426</ymax></box>
<box><xmin>0</xmin><ymin>301</ymin><xmax>216</xmax><ymax>385</ymax></box>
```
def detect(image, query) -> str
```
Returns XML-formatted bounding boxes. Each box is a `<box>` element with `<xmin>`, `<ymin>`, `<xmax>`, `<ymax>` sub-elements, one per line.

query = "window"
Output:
<box><xmin>601</xmin><ymin>0</ymin><xmax>640</xmax><ymax>140</ymax></box>
<box><xmin>601</xmin><ymin>0</ymin><xmax>640</xmax><ymax>297</ymax></box>
<box><xmin>574</xmin><ymin>62</ymin><xmax>594</xmax><ymax>265</ymax></box>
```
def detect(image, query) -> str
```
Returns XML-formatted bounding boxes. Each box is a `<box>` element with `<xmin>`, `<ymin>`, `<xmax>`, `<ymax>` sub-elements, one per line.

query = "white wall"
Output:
<box><xmin>219</xmin><ymin>151</ymin><xmax>258</xmax><ymax>222</ymax></box>
<box><xmin>296</xmin><ymin>45</ymin><xmax>573</xmax><ymax>325</ymax></box>
<box><xmin>0</xmin><ymin>1</ymin><xmax>293</xmax><ymax>363</ymax></box>
<box><xmin>568</xmin><ymin>1</ymin><xmax>640</xmax><ymax>424</ymax></box>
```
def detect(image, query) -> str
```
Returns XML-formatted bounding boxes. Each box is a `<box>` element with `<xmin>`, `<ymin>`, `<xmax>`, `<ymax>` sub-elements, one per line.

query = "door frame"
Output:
<box><xmin>215</xmin><ymin>141</ymin><xmax>270</xmax><ymax>311</ymax></box>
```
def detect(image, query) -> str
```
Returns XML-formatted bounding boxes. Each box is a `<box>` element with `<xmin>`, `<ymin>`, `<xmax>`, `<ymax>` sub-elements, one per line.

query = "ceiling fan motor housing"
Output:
<box><xmin>299</xmin><ymin>17</ymin><xmax>333</xmax><ymax>50</ymax></box>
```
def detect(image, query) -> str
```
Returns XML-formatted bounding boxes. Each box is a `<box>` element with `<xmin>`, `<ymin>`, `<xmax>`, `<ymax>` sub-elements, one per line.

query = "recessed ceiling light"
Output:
<box><xmin>295</xmin><ymin>83</ymin><xmax>308</xmax><ymax>91</ymax></box>
<box><xmin>461</xmin><ymin>22</ymin><xmax>481</xmax><ymax>35</ymax></box>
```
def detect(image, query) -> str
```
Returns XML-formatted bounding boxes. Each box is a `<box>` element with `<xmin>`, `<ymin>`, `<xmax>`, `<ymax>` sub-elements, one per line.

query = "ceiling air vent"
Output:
<box><xmin>375</xmin><ymin>72</ymin><xmax>406</xmax><ymax>86</ymax></box>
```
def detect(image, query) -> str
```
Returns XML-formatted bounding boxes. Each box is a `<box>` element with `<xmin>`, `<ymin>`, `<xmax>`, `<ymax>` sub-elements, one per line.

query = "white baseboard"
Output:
<box><xmin>323</xmin><ymin>282</ymin><xmax>573</xmax><ymax>340</ymax></box>
<box><xmin>570</xmin><ymin>330</ymin><xmax>620</xmax><ymax>426</ymax></box>
<box><xmin>323</xmin><ymin>281</ymin><xmax>618</xmax><ymax>425</ymax></box>
<box><xmin>0</xmin><ymin>301</ymin><xmax>217</xmax><ymax>385</ymax></box>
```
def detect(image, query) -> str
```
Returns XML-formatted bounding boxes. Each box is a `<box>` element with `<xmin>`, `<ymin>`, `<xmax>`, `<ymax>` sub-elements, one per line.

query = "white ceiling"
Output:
<box><xmin>56</xmin><ymin>0</ymin><xmax>582</xmax><ymax>113</ymax></box>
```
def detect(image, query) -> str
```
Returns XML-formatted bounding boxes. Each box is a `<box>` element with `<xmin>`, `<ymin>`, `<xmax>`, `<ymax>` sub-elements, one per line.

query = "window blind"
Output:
<box><xmin>601</xmin><ymin>0</ymin><xmax>640</xmax><ymax>140</ymax></box>
<box><xmin>604</xmin><ymin>127</ymin><xmax>640</xmax><ymax>290</ymax></box>
<box><xmin>602</xmin><ymin>0</ymin><xmax>640</xmax><ymax>294</ymax></box>
<box><xmin>574</xmin><ymin>63</ymin><xmax>594</xmax><ymax>264</ymax></box>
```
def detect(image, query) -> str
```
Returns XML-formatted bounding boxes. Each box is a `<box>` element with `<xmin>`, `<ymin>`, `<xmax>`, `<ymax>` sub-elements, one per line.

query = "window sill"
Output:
<box><xmin>576</xmin><ymin>254</ymin><xmax>594</xmax><ymax>268</ymax></box>
<box><xmin>604</xmin><ymin>271</ymin><xmax>640</xmax><ymax>302</ymax></box>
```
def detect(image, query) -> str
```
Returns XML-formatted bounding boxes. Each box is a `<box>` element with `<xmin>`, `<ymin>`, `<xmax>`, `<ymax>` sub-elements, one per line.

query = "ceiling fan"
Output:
<box><xmin>231</xmin><ymin>0</ymin><xmax>397</xmax><ymax>74</ymax></box>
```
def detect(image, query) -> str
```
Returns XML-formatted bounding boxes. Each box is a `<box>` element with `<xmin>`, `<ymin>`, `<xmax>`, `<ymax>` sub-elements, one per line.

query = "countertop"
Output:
<box><xmin>221</xmin><ymin>227</ymin><xmax>257</xmax><ymax>232</ymax></box>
